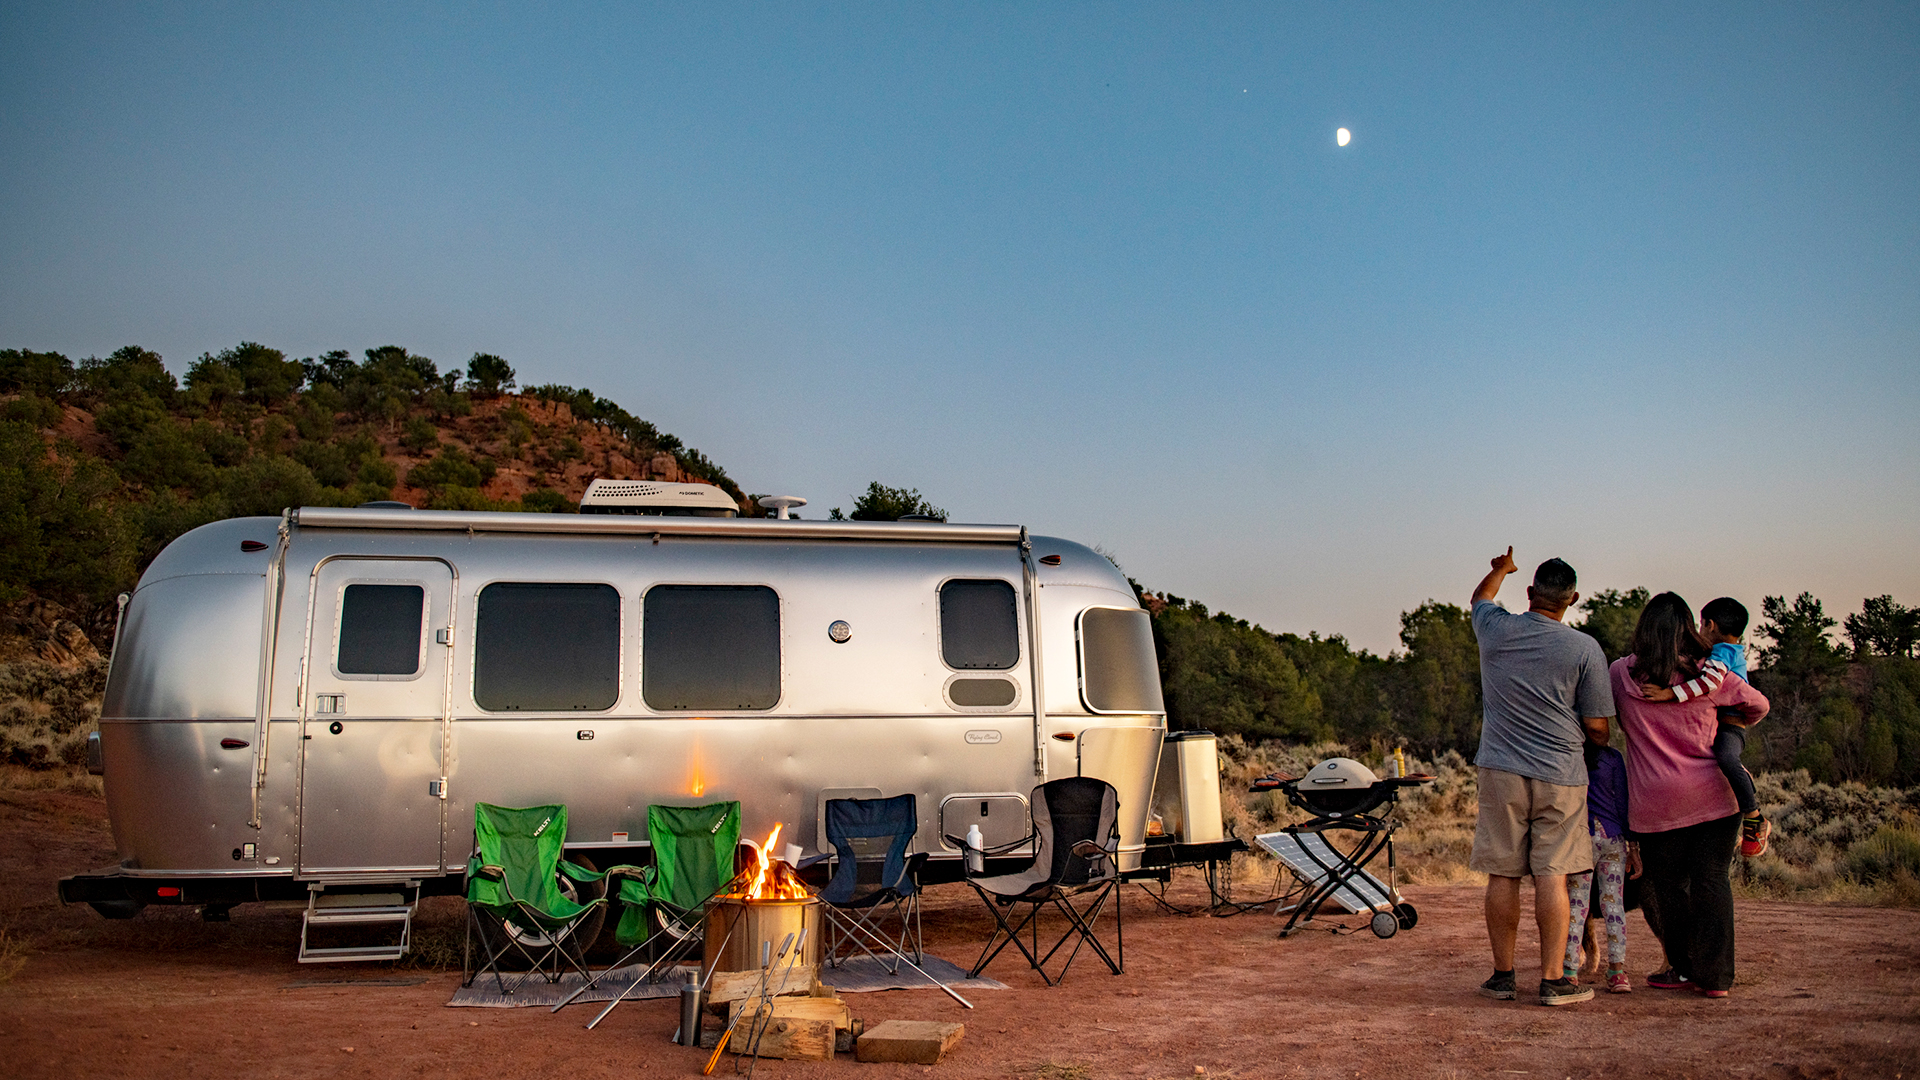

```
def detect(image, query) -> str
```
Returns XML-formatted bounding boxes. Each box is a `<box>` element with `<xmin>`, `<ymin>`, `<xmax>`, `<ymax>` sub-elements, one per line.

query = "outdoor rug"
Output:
<box><xmin>448</xmin><ymin>963</ymin><xmax>700</xmax><ymax>1009</ymax></box>
<box><xmin>447</xmin><ymin>955</ymin><xmax>1004</xmax><ymax>1008</ymax></box>
<box><xmin>819</xmin><ymin>954</ymin><xmax>1007</xmax><ymax>994</ymax></box>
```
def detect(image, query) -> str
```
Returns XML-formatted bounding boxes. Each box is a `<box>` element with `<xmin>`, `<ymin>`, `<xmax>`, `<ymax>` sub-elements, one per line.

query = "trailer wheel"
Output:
<box><xmin>476</xmin><ymin>853</ymin><xmax>608</xmax><ymax>969</ymax></box>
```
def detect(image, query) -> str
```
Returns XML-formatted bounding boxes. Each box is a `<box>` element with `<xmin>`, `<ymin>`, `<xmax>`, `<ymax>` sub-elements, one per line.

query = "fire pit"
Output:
<box><xmin>704</xmin><ymin>826</ymin><xmax>822</xmax><ymax>976</ymax></box>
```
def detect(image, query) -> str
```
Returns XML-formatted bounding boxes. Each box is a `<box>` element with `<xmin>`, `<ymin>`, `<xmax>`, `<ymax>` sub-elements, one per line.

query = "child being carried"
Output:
<box><xmin>1638</xmin><ymin>596</ymin><xmax>1772</xmax><ymax>857</ymax></box>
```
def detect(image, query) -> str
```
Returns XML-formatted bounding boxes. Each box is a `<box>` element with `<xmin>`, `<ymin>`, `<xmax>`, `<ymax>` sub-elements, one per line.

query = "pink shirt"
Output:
<box><xmin>1610</xmin><ymin>655</ymin><xmax>1769</xmax><ymax>835</ymax></box>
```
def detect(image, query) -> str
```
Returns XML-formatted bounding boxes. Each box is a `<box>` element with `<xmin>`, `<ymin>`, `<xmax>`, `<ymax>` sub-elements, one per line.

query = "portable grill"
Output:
<box><xmin>1249</xmin><ymin>757</ymin><xmax>1434</xmax><ymax>938</ymax></box>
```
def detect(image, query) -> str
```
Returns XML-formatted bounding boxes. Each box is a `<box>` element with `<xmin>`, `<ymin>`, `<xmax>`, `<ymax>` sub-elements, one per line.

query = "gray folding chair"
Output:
<box><xmin>949</xmin><ymin>776</ymin><xmax>1122</xmax><ymax>986</ymax></box>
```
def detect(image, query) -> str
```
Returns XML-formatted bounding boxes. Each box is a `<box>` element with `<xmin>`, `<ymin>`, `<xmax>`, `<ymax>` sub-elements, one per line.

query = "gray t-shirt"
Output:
<box><xmin>1472</xmin><ymin>600</ymin><xmax>1615</xmax><ymax>787</ymax></box>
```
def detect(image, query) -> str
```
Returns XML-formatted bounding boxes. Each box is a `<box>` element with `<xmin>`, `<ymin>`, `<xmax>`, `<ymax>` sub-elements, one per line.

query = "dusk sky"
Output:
<box><xmin>4</xmin><ymin>4</ymin><xmax>1915</xmax><ymax>652</ymax></box>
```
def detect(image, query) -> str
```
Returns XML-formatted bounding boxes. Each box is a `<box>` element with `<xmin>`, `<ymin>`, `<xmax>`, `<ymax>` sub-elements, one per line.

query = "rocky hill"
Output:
<box><xmin>1</xmin><ymin>342</ymin><xmax>746</xmax><ymax>600</ymax></box>
<box><xmin>0</xmin><ymin>340</ymin><xmax>753</xmax><ymax>767</ymax></box>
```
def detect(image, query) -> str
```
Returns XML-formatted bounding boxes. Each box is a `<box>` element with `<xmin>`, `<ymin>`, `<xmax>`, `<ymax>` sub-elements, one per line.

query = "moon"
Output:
<box><xmin>1336</xmin><ymin>127</ymin><xmax>1351</xmax><ymax>147</ymax></box>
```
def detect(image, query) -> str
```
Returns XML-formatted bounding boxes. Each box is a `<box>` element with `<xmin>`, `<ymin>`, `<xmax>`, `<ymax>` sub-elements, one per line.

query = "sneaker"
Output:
<box><xmin>1646</xmin><ymin>969</ymin><xmax>1689</xmax><ymax>990</ymax></box>
<box><xmin>1741</xmin><ymin>813</ymin><xmax>1772</xmax><ymax>858</ymax></box>
<box><xmin>1539</xmin><ymin>978</ymin><xmax>1595</xmax><ymax>1007</ymax></box>
<box><xmin>1607</xmin><ymin>971</ymin><xmax>1632</xmax><ymax>994</ymax></box>
<box><xmin>1479</xmin><ymin>972</ymin><xmax>1517</xmax><ymax>1000</ymax></box>
<box><xmin>1688</xmin><ymin>982</ymin><xmax>1730</xmax><ymax>1000</ymax></box>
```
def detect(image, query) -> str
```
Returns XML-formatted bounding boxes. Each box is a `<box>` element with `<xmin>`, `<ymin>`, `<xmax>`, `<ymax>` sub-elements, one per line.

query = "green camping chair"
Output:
<box><xmin>556</xmin><ymin>801</ymin><xmax>745</xmax><ymax>1025</ymax></box>
<box><xmin>463</xmin><ymin>802</ymin><xmax>638</xmax><ymax>994</ymax></box>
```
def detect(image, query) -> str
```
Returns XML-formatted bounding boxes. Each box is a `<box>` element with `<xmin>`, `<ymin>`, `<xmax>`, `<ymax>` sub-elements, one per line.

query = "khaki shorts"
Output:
<box><xmin>1469</xmin><ymin>767</ymin><xmax>1593</xmax><ymax>878</ymax></box>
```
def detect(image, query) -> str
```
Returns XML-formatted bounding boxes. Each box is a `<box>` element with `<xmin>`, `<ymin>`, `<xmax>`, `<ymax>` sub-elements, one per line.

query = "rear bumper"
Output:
<box><xmin>57</xmin><ymin>869</ymin><xmax>465</xmax><ymax>908</ymax></box>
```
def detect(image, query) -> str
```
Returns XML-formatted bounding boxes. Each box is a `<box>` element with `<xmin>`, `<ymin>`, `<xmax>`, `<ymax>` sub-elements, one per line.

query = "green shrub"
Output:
<box><xmin>355</xmin><ymin>456</ymin><xmax>397</xmax><ymax>492</ymax></box>
<box><xmin>427</xmin><ymin>486</ymin><xmax>507</xmax><ymax>512</ymax></box>
<box><xmin>1</xmin><ymin>393</ymin><xmax>64</xmax><ymax>427</ymax></box>
<box><xmin>407</xmin><ymin>447</ymin><xmax>483</xmax><ymax>490</ymax></box>
<box><xmin>221</xmin><ymin>456</ymin><xmax>321</xmax><ymax>518</ymax></box>
<box><xmin>400</xmin><ymin>415</ymin><xmax>440</xmax><ymax>453</ymax></box>
<box><xmin>520</xmin><ymin>488</ymin><xmax>574</xmax><ymax>513</ymax></box>
<box><xmin>1846</xmin><ymin>826</ymin><xmax>1920</xmax><ymax>884</ymax></box>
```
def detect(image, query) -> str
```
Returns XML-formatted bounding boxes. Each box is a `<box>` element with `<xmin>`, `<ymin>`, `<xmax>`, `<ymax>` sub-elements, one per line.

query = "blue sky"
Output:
<box><xmin>3</xmin><ymin>3</ymin><xmax>1916</xmax><ymax>652</ymax></box>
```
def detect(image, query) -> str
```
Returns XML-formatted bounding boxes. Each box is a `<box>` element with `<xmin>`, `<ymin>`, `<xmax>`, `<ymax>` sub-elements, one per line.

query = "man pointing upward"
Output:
<box><xmin>1468</xmin><ymin>547</ymin><xmax>1615</xmax><ymax>1007</ymax></box>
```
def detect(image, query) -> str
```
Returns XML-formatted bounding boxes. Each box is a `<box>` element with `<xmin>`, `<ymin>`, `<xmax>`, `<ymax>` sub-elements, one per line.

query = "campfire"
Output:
<box><xmin>729</xmin><ymin>824</ymin><xmax>812</xmax><ymax>902</ymax></box>
<box><xmin>705</xmin><ymin>824</ymin><xmax>821</xmax><ymax>976</ymax></box>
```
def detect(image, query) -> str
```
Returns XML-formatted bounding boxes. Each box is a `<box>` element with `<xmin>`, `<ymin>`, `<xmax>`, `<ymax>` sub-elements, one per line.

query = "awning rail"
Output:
<box><xmin>290</xmin><ymin>506</ymin><xmax>1025</xmax><ymax>543</ymax></box>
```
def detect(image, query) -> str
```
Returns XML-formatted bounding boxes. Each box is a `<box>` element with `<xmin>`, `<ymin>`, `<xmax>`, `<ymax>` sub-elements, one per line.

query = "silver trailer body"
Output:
<box><xmin>83</xmin><ymin>508</ymin><xmax>1167</xmax><ymax>901</ymax></box>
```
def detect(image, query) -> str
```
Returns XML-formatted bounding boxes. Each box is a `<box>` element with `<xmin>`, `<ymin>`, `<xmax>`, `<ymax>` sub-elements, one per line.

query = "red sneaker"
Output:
<box><xmin>1689</xmin><ymin>982</ymin><xmax>1730</xmax><ymax>999</ymax></box>
<box><xmin>1740</xmin><ymin>813</ymin><xmax>1772</xmax><ymax>858</ymax></box>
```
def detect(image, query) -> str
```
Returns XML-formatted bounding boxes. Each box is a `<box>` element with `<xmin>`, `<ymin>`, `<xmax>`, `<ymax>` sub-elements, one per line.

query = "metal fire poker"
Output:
<box><xmin>704</xmin><ymin>931</ymin><xmax>796</xmax><ymax>1076</ymax></box>
<box><xmin>736</xmin><ymin>927</ymin><xmax>808</xmax><ymax>1079</ymax></box>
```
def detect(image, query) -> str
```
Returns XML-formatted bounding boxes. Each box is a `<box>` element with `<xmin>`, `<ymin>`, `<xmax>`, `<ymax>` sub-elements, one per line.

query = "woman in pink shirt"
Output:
<box><xmin>1610</xmin><ymin>592</ymin><xmax>1768</xmax><ymax>998</ymax></box>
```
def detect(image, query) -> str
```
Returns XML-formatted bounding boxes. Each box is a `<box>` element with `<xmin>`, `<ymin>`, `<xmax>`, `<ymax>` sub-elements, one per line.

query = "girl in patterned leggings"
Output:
<box><xmin>1567</xmin><ymin>742</ymin><xmax>1637</xmax><ymax>992</ymax></box>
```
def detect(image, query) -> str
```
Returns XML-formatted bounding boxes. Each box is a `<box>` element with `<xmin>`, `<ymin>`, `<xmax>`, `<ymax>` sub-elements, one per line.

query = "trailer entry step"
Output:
<box><xmin>298</xmin><ymin>884</ymin><xmax>417</xmax><ymax>963</ymax></box>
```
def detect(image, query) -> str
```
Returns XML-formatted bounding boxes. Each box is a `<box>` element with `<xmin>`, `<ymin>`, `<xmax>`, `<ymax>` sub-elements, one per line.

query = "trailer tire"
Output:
<box><xmin>474</xmin><ymin>853</ymin><xmax>608</xmax><ymax>970</ymax></box>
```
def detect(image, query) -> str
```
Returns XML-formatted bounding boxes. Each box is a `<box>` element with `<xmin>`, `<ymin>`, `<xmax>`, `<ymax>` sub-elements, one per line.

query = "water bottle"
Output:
<box><xmin>677</xmin><ymin>970</ymin><xmax>703</xmax><ymax>1046</ymax></box>
<box><xmin>965</xmin><ymin>824</ymin><xmax>985</xmax><ymax>875</ymax></box>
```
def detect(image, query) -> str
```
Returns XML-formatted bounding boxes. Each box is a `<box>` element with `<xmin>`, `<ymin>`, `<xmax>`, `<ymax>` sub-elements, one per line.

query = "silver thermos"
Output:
<box><xmin>677</xmin><ymin>970</ymin><xmax>704</xmax><ymax>1046</ymax></box>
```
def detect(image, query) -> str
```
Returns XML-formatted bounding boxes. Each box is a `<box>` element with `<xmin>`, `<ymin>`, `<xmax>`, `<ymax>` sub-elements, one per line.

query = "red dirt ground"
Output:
<box><xmin>1</xmin><ymin>784</ymin><xmax>1915</xmax><ymax>1079</ymax></box>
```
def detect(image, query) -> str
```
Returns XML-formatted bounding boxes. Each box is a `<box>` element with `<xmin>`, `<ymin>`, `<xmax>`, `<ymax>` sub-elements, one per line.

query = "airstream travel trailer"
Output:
<box><xmin>61</xmin><ymin>490</ymin><xmax>1168</xmax><ymax>959</ymax></box>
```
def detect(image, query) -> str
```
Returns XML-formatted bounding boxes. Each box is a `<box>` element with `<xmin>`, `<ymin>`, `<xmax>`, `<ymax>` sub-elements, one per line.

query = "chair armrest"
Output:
<box><xmin>940</xmin><ymin>831</ymin><xmax>1036</xmax><ymax>857</ymax></box>
<box><xmin>472</xmin><ymin>863</ymin><xmax>505</xmax><ymax>881</ymax></box>
<box><xmin>559</xmin><ymin>860</ymin><xmax>610</xmax><ymax>884</ymax></box>
<box><xmin>1069</xmin><ymin>840</ymin><xmax>1109</xmax><ymax>861</ymax></box>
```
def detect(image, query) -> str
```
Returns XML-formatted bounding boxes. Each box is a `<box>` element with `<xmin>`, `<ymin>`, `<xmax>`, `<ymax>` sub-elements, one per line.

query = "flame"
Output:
<box><xmin>730</xmin><ymin>824</ymin><xmax>812</xmax><ymax>901</ymax></box>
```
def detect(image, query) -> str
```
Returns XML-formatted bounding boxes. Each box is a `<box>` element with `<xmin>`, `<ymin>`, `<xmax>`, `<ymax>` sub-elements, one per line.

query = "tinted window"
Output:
<box><xmin>940</xmin><ymin>579</ymin><xmax>1019</xmax><ymax>670</ymax></box>
<box><xmin>949</xmin><ymin>677</ymin><xmax>1018</xmax><ymax>708</ymax></box>
<box><xmin>643</xmin><ymin>585</ymin><xmax>780</xmax><ymax>710</ymax></box>
<box><xmin>337</xmin><ymin>584</ymin><xmax>424</xmax><ymax>676</ymax></box>
<box><xmin>474</xmin><ymin>583</ymin><xmax>621</xmax><ymax>711</ymax></box>
<box><xmin>1079</xmin><ymin>607</ymin><xmax>1165</xmax><ymax>714</ymax></box>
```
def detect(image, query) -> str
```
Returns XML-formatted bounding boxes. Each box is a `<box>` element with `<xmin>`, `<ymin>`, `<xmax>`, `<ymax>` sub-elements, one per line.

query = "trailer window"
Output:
<box><xmin>474</xmin><ymin>583</ymin><xmax>621</xmax><ymax>711</ymax></box>
<box><xmin>940</xmin><ymin>579</ymin><xmax>1019</xmax><ymax>670</ymax></box>
<box><xmin>337</xmin><ymin>584</ymin><xmax>425</xmax><ymax>677</ymax></box>
<box><xmin>642</xmin><ymin>585</ymin><xmax>781</xmax><ymax>710</ymax></box>
<box><xmin>1078</xmin><ymin>606</ymin><xmax>1165</xmax><ymax>714</ymax></box>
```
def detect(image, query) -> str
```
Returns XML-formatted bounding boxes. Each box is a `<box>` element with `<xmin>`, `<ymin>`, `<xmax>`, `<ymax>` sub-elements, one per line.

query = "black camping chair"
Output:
<box><xmin>820</xmin><ymin>794</ymin><xmax>927</xmax><ymax>974</ymax></box>
<box><xmin>949</xmin><ymin>776</ymin><xmax>1123</xmax><ymax>987</ymax></box>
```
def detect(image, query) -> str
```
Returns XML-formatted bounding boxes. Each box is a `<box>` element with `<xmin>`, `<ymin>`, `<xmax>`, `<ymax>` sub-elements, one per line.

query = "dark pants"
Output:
<box><xmin>1638</xmin><ymin>813</ymin><xmax>1742</xmax><ymax>991</ymax></box>
<box><xmin>1712</xmin><ymin>719</ymin><xmax>1758</xmax><ymax>815</ymax></box>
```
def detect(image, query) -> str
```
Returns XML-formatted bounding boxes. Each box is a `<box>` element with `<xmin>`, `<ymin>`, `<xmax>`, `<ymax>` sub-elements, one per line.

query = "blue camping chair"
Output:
<box><xmin>820</xmin><ymin>794</ymin><xmax>926</xmax><ymax>974</ymax></box>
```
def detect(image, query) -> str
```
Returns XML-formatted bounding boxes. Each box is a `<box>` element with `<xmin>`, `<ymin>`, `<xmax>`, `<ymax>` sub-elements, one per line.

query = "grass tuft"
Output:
<box><xmin>0</xmin><ymin>926</ymin><xmax>31</xmax><ymax>985</ymax></box>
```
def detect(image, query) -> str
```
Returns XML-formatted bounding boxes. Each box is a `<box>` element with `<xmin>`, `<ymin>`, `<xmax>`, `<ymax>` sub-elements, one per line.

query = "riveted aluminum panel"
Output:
<box><xmin>103</xmin><ymin>574</ymin><xmax>265</xmax><ymax>721</ymax></box>
<box><xmin>444</xmin><ymin>713</ymin><xmax>1037</xmax><ymax>868</ymax></box>
<box><xmin>99</xmin><ymin>719</ymin><xmax>258</xmax><ymax>872</ymax></box>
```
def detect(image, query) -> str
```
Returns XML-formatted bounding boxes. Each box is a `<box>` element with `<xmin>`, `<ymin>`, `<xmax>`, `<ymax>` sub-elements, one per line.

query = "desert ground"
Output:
<box><xmin>0</xmin><ymin>781</ymin><xmax>1915</xmax><ymax>1080</ymax></box>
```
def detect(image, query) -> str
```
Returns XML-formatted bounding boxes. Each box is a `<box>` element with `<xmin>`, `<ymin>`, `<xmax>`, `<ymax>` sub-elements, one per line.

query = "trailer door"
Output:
<box><xmin>298</xmin><ymin>558</ymin><xmax>453</xmax><ymax>874</ymax></box>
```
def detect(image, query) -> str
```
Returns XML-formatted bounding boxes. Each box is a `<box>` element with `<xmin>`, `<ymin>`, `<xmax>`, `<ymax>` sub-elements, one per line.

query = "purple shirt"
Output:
<box><xmin>1586</xmin><ymin>746</ymin><xmax>1629</xmax><ymax>839</ymax></box>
